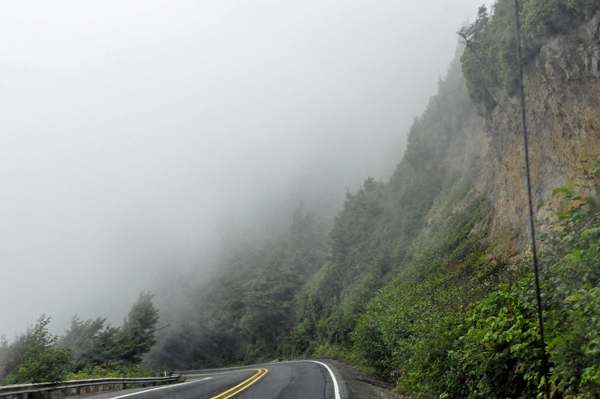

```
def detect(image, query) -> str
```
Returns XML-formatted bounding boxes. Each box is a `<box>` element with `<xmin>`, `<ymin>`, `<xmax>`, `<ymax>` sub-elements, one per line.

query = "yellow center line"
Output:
<box><xmin>212</xmin><ymin>368</ymin><xmax>267</xmax><ymax>399</ymax></box>
<box><xmin>182</xmin><ymin>368</ymin><xmax>269</xmax><ymax>399</ymax></box>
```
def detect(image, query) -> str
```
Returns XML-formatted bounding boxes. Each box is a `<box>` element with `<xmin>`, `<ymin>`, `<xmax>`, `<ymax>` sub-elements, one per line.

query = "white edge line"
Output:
<box><xmin>303</xmin><ymin>361</ymin><xmax>341</xmax><ymax>399</ymax></box>
<box><xmin>106</xmin><ymin>377</ymin><xmax>212</xmax><ymax>399</ymax></box>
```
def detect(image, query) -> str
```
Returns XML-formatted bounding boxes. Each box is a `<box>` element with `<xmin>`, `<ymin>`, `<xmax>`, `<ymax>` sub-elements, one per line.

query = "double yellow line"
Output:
<box><xmin>186</xmin><ymin>368</ymin><xmax>268</xmax><ymax>399</ymax></box>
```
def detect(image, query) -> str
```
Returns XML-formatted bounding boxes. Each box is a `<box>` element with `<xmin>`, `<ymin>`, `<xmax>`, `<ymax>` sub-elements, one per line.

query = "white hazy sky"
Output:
<box><xmin>1</xmin><ymin>0</ymin><xmax>488</xmax><ymax>336</ymax></box>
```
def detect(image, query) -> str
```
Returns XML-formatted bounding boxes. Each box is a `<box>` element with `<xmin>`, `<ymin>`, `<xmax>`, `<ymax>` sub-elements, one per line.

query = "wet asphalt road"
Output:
<box><xmin>96</xmin><ymin>361</ymin><xmax>340</xmax><ymax>399</ymax></box>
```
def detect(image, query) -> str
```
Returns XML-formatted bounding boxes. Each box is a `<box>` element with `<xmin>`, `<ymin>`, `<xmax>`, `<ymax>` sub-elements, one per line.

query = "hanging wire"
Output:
<box><xmin>513</xmin><ymin>1</ymin><xmax>551</xmax><ymax>397</ymax></box>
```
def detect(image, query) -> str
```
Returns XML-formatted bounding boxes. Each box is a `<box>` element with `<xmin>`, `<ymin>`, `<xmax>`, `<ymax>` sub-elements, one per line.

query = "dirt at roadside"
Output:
<box><xmin>324</xmin><ymin>359</ymin><xmax>405</xmax><ymax>399</ymax></box>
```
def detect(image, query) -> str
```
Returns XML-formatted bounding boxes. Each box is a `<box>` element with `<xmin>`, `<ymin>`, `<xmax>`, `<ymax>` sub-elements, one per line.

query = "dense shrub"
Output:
<box><xmin>65</xmin><ymin>363</ymin><xmax>156</xmax><ymax>380</ymax></box>
<box><xmin>353</xmin><ymin>160</ymin><xmax>600</xmax><ymax>398</ymax></box>
<box><xmin>0</xmin><ymin>316</ymin><xmax>71</xmax><ymax>385</ymax></box>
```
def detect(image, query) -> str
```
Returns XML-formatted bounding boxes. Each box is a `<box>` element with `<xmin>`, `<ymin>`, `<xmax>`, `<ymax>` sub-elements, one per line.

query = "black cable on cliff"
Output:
<box><xmin>513</xmin><ymin>1</ymin><xmax>551</xmax><ymax>397</ymax></box>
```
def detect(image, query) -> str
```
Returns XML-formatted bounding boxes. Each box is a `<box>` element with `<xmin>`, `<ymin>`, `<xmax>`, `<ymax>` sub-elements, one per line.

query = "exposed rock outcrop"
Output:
<box><xmin>481</xmin><ymin>12</ymin><xmax>600</xmax><ymax>242</ymax></box>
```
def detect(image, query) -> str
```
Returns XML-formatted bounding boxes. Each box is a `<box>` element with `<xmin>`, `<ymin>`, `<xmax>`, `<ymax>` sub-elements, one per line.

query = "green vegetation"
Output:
<box><xmin>0</xmin><ymin>292</ymin><xmax>159</xmax><ymax>385</ymax></box>
<box><xmin>288</xmin><ymin>50</ymin><xmax>479</xmax><ymax>356</ymax></box>
<box><xmin>145</xmin><ymin>204</ymin><xmax>330</xmax><ymax>369</ymax></box>
<box><xmin>0</xmin><ymin>316</ymin><xmax>71</xmax><ymax>385</ymax></box>
<box><xmin>350</xmin><ymin>160</ymin><xmax>600</xmax><ymax>398</ymax></box>
<box><xmin>65</xmin><ymin>364</ymin><xmax>156</xmax><ymax>380</ymax></box>
<box><xmin>145</xmin><ymin>5</ymin><xmax>600</xmax><ymax>397</ymax></box>
<box><xmin>3</xmin><ymin>2</ymin><xmax>599</xmax><ymax>396</ymax></box>
<box><xmin>60</xmin><ymin>292</ymin><xmax>159</xmax><ymax>371</ymax></box>
<box><xmin>459</xmin><ymin>0</ymin><xmax>600</xmax><ymax>102</ymax></box>
<box><xmin>146</xmin><ymin>50</ymin><xmax>484</xmax><ymax>370</ymax></box>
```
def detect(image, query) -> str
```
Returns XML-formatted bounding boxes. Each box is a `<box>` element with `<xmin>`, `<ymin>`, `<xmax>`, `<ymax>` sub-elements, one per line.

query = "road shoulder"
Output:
<box><xmin>317</xmin><ymin>359</ymin><xmax>403</xmax><ymax>399</ymax></box>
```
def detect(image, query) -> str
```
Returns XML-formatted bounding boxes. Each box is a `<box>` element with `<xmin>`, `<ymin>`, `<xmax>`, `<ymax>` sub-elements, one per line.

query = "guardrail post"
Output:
<box><xmin>66</xmin><ymin>387</ymin><xmax>72</xmax><ymax>397</ymax></box>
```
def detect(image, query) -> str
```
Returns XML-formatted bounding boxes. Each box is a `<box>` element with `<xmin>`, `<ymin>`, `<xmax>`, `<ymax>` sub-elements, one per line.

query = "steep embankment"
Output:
<box><xmin>485</xmin><ymin>10</ymin><xmax>600</xmax><ymax>236</ymax></box>
<box><xmin>290</xmin><ymin>52</ymin><xmax>496</xmax><ymax>352</ymax></box>
<box><xmin>148</xmin><ymin>2</ymin><xmax>600</xmax><ymax>397</ymax></box>
<box><xmin>347</xmin><ymin>2</ymin><xmax>600</xmax><ymax>397</ymax></box>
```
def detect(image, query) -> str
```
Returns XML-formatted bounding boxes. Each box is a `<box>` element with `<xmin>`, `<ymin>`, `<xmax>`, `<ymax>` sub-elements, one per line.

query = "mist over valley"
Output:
<box><xmin>0</xmin><ymin>0</ymin><xmax>485</xmax><ymax>335</ymax></box>
<box><xmin>3</xmin><ymin>1</ymin><xmax>600</xmax><ymax>397</ymax></box>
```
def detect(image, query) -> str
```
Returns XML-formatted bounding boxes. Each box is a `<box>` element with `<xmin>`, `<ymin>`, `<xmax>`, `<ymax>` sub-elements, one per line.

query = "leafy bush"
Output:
<box><xmin>447</xmin><ymin>161</ymin><xmax>600</xmax><ymax>397</ymax></box>
<box><xmin>65</xmin><ymin>363</ymin><xmax>156</xmax><ymax>380</ymax></box>
<box><xmin>543</xmin><ymin>160</ymin><xmax>600</xmax><ymax>397</ymax></box>
<box><xmin>1</xmin><ymin>316</ymin><xmax>71</xmax><ymax>385</ymax></box>
<box><xmin>350</xmin><ymin>184</ymin><xmax>506</xmax><ymax>390</ymax></box>
<box><xmin>352</xmin><ymin>160</ymin><xmax>600</xmax><ymax>398</ymax></box>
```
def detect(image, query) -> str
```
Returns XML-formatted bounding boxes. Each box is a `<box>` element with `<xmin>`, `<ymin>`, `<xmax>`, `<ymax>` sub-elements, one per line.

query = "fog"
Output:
<box><xmin>1</xmin><ymin>0</ymin><xmax>487</xmax><ymax>336</ymax></box>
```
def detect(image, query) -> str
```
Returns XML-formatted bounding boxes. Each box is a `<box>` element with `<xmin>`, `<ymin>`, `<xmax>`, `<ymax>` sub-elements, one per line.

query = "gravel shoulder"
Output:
<box><xmin>319</xmin><ymin>359</ymin><xmax>404</xmax><ymax>399</ymax></box>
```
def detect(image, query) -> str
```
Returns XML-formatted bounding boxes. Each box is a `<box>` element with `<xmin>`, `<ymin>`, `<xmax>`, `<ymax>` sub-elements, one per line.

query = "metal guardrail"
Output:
<box><xmin>0</xmin><ymin>374</ymin><xmax>183</xmax><ymax>399</ymax></box>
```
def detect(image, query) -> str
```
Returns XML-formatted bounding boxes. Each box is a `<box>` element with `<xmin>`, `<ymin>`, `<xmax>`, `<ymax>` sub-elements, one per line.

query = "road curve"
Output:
<box><xmin>95</xmin><ymin>360</ymin><xmax>342</xmax><ymax>399</ymax></box>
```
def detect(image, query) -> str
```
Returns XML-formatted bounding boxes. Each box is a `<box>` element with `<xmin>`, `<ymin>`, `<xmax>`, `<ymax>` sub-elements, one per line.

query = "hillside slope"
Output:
<box><xmin>147</xmin><ymin>2</ymin><xmax>600</xmax><ymax>397</ymax></box>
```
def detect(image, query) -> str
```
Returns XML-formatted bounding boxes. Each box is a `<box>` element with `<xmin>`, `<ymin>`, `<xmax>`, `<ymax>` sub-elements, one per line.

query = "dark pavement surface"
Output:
<box><xmin>89</xmin><ymin>359</ymin><xmax>400</xmax><ymax>399</ymax></box>
<box><xmin>93</xmin><ymin>361</ymin><xmax>337</xmax><ymax>399</ymax></box>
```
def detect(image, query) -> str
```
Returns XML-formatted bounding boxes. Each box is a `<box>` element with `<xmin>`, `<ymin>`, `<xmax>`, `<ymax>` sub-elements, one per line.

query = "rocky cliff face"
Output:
<box><xmin>479</xmin><ymin>12</ymin><xmax>600</xmax><ymax>243</ymax></box>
